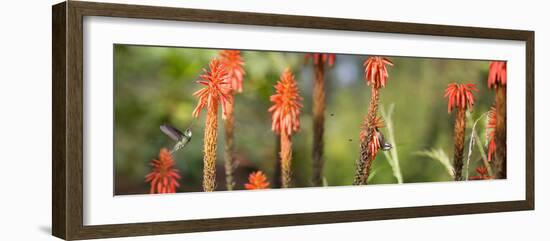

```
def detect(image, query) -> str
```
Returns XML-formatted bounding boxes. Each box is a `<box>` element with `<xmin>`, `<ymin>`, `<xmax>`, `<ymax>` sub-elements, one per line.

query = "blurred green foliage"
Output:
<box><xmin>114</xmin><ymin>44</ymin><xmax>495</xmax><ymax>195</ymax></box>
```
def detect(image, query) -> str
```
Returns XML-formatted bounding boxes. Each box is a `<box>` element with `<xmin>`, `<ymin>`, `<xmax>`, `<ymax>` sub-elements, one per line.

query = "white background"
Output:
<box><xmin>0</xmin><ymin>0</ymin><xmax>547</xmax><ymax>240</ymax></box>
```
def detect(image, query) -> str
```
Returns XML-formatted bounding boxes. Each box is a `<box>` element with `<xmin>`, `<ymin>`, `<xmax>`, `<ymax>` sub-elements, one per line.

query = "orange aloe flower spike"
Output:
<box><xmin>488</xmin><ymin>61</ymin><xmax>507</xmax><ymax>88</ymax></box>
<box><xmin>444</xmin><ymin>83</ymin><xmax>478</xmax><ymax>113</ymax></box>
<box><xmin>145</xmin><ymin>148</ymin><xmax>181</xmax><ymax>194</ymax></box>
<box><xmin>364</xmin><ymin>56</ymin><xmax>394</xmax><ymax>89</ymax></box>
<box><xmin>219</xmin><ymin>50</ymin><xmax>246</xmax><ymax>93</ymax></box>
<box><xmin>244</xmin><ymin>171</ymin><xmax>270</xmax><ymax>190</ymax></box>
<box><xmin>192</xmin><ymin>59</ymin><xmax>233</xmax><ymax>120</ymax></box>
<box><xmin>268</xmin><ymin>68</ymin><xmax>303</xmax><ymax>136</ymax></box>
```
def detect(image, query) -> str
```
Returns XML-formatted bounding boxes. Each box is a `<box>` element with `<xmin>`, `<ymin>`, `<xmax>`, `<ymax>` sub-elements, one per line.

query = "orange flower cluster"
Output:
<box><xmin>244</xmin><ymin>171</ymin><xmax>270</xmax><ymax>190</ymax></box>
<box><xmin>269</xmin><ymin>68</ymin><xmax>303</xmax><ymax>136</ymax></box>
<box><xmin>305</xmin><ymin>53</ymin><xmax>336</xmax><ymax>66</ymax></box>
<box><xmin>192</xmin><ymin>59</ymin><xmax>233</xmax><ymax>119</ymax></box>
<box><xmin>444</xmin><ymin>83</ymin><xmax>478</xmax><ymax>113</ymax></box>
<box><xmin>363</xmin><ymin>57</ymin><xmax>393</xmax><ymax>89</ymax></box>
<box><xmin>360</xmin><ymin>116</ymin><xmax>385</xmax><ymax>159</ymax></box>
<box><xmin>219</xmin><ymin>50</ymin><xmax>245</xmax><ymax>93</ymax></box>
<box><xmin>488</xmin><ymin>61</ymin><xmax>507</xmax><ymax>88</ymax></box>
<box><xmin>145</xmin><ymin>148</ymin><xmax>181</xmax><ymax>194</ymax></box>
<box><xmin>469</xmin><ymin>165</ymin><xmax>493</xmax><ymax>180</ymax></box>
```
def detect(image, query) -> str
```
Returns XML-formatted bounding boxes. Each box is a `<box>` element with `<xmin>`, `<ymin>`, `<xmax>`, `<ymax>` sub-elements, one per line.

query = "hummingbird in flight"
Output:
<box><xmin>160</xmin><ymin>123</ymin><xmax>193</xmax><ymax>154</ymax></box>
<box><xmin>375</xmin><ymin>127</ymin><xmax>393</xmax><ymax>151</ymax></box>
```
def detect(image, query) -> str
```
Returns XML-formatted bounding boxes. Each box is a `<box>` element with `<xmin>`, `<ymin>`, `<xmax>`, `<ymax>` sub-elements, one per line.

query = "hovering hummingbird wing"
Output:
<box><xmin>376</xmin><ymin>130</ymin><xmax>393</xmax><ymax>151</ymax></box>
<box><xmin>160</xmin><ymin>124</ymin><xmax>184</xmax><ymax>141</ymax></box>
<box><xmin>376</xmin><ymin>131</ymin><xmax>385</xmax><ymax>144</ymax></box>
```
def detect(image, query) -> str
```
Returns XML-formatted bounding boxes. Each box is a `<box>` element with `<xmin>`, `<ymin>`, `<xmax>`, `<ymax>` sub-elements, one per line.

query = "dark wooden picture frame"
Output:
<box><xmin>52</xmin><ymin>1</ymin><xmax>534</xmax><ymax>240</ymax></box>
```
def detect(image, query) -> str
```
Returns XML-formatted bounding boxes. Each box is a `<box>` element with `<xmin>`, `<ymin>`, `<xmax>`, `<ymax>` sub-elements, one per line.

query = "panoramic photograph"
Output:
<box><xmin>113</xmin><ymin>45</ymin><xmax>507</xmax><ymax>195</ymax></box>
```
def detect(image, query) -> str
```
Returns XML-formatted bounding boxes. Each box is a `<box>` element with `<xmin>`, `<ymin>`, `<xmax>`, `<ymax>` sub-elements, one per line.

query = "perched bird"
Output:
<box><xmin>160</xmin><ymin>123</ymin><xmax>193</xmax><ymax>154</ymax></box>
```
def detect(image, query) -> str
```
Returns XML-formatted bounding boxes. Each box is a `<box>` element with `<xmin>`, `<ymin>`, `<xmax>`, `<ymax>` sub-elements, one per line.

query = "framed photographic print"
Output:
<box><xmin>52</xmin><ymin>1</ymin><xmax>534</xmax><ymax>240</ymax></box>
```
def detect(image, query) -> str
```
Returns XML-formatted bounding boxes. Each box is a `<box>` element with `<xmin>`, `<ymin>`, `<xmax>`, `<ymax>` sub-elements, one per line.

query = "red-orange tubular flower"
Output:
<box><xmin>218</xmin><ymin>50</ymin><xmax>246</xmax><ymax>191</ymax></box>
<box><xmin>305</xmin><ymin>53</ymin><xmax>336</xmax><ymax>186</ymax></box>
<box><xmin>364</xmin><ymin>57</ymin><xmax>394</xmax><ymax>88</ymax></box>
<box><xmin>469</xmin><ymin>165</ymin><xmax>493</xmax><ymax>180</ymax></box>
<box><xmin>244</xmin><ymin>171</ymin><xmax>270</xmax><ymax>190</ymax></box>
<box><xmin>360</xmin><ymin>116</ymin><xmax>385</xmax><ymax>159</ymax></box>
<box><xmin>488</xmin><ymin>61</ymin><xmax>507</xmax><ymax>88</ymax></box>
<box><xmin>192</xmin><ymin>59</ymin><xmax>233</xmax><ymax>119</ymax></box>
<box><xmin>487</xmin><ymin>61</ymin><xmax>507</xmax><ymax>179</ymax></box>
<box><xmin>354</xmin><ymin>56</ymin><xmax>393</xmax><ymax>186</ymax></box>
<box><xmin>145</xmin><ymin>148</ymin><xmax>181</xmax><ymax>194</ymax></box>
<box><xmin>269</xmin><ymin>68</ymin><xmax>303</xmax><ymax>136</ymax></box>
<box><xmin>445</xmin><ymin>83</ymin><xmax>478</xmax><ymax>181</ymax></box>
<box><xmin>269</xmin><ymin>68</ymin><xmax>303</xmax><ymax>188</ymax></box>
<box><xmin>193</xmin><ymin>58</ymin><xmax>232</xmax><ymax>192</ymax></box>
<box><xmin>444</xmin><ymin>83</ymin><xmax>478</xmax><ymax>113</ymax></box>
<box><xmin>219</xmin><ymin>50</ymin><xmax>245</xmax><ymax>93</ymax></box>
